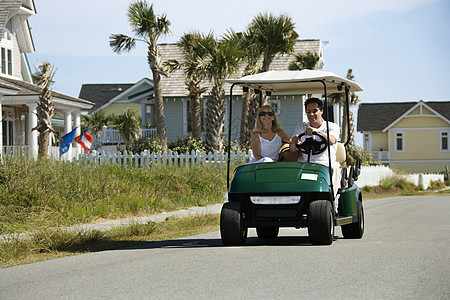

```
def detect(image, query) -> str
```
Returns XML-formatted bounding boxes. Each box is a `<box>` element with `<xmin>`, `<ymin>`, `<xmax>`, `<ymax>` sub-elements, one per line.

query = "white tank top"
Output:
<box><xmin>259</xmin><ymin>133</ymin><xmax>282</xmax><ymax>161</ymax></box>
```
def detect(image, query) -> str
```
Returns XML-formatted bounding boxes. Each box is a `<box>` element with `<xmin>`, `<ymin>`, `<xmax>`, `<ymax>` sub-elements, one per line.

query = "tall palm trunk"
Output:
<box><xmin>148</xmin><ymin>49</ymin><xmax>168</xmax><ymax>150</ymax></box>
<box><xmin>239</xmin><ymin>90</ymin><xmax>259</xmax><ymax>147</ymax></box>
<box><xmin>205</xmin><ymin>85</ymin><xmax>225</xmax><ymax>152</ymax></box>
<box><xmin>188</xmin><ymin>78</ymin><xmax>203</xmax><ymax>139</ymax></box>
<box><xmin>33</xmin><ymin>62</ymin><xmax>55</xmax><ymax>159</ymax></box>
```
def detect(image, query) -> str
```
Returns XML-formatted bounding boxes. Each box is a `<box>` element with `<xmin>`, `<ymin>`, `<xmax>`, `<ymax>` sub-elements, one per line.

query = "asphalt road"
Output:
<box><xmin>1</xmin><ymin>195</ymin><xmax>449</xmax><ymax>299</ymax></box>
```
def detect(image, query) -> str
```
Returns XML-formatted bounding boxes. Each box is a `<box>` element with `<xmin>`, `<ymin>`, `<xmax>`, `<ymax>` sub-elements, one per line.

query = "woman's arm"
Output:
<box><xmin>278</xmin><ymin>129</ymin><xmax>291</xmax><ymax>144</ymax></box>
<box><xmin>251</xmin><ymin>132</ymin><xmax>263</xmax><ymax>160</ymax></box>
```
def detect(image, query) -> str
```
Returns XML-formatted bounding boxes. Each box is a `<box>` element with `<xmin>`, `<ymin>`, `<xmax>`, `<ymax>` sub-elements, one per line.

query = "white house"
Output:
<box><xmin>0</xmin><ymin>0</ymin><xmax>94</xmax><ymax>159</ymax></box>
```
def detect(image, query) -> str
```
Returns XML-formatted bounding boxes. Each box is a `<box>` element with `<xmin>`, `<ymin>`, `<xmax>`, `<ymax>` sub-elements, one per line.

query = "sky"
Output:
<box><xmin>26</xmin><ymin>0</ymin><xmax>449</xmax><ymax>145</ymax></box>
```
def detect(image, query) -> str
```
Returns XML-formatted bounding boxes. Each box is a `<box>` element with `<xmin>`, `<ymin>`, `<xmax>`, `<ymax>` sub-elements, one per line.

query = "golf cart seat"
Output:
<box><xmin>336</xmin><ymin>142</ymin><xmax>346</xmax><ymax>164</ymax></box>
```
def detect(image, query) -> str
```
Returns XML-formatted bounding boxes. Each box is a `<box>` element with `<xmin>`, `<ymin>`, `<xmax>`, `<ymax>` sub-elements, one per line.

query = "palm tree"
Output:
<box><xmin>288</xmin><ymin>51</ymin><xmax>320</xmax><ymax>70</ymax></box>
<box><xmin>110</xmin><ymin>109</ymin><xmax>141</xmax><ymax>151</ymax></box>
<box><xmin>198</xmin><ymin>33</ymin><xmax>243</xmax><ymax>152</ymax></box>
<box><xmin>222</xmin><ymin>29</ymin><xmax>261</xmax><ymax>148</ymax></box>
<box><xmin>81</xmin><ymin>111</ymin><xmax>112</xmax><ymax>136</ymax></box>
<box><xmin>164</xmin><ymin>32</ymin><xmax>207</xmax><ymax>139</ymax></box>
<box><xmin>289</xmin><ymin>51</ymin><xmax>321</xmax><ymax>99</ymax></box>
<box><xmin>32</xmin><ymin>61</ymin><xmax>56</xmax><ymax>159</ymax></box>
<box><xmin>238</xmin><ymin>13</ymin><xmax>298</xmax><ymax>146</ymax></box>
<box><xmin>109</xmin><ymin>0</ymin><xmax>170</xmax><ymax>150</ymax></box>
<box><xmin>327</xmin><ymin>69</ymin><xmax>360</xmax><ymax>145</ymax></box>
<box><xmin>249</xmin><ymin>13</ymin><xmax>298</xmax><ymax>72</ymax></box>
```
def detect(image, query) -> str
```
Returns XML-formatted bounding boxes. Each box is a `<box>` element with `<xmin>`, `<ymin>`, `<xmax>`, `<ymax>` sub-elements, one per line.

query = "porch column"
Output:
<box><xmin>73</xmin><ymin>111</ymin><xmax>81</xmax><ymax>156</ymax></box>
<box><xmin>26</xmin><ymin>103</ymin><xmax>38</xmax><ymax>160</ymax></box>
<box><xmin>64</xmin><ymin>110</ymin><xmax>73</xmax><ymax>160</ymax></box>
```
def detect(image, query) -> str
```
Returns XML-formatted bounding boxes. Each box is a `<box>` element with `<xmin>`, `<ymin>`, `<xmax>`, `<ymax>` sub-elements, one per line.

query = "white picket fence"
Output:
<box><xmin>356</xmin><ymin>165</ymin><xmax>444</xmax><ymax>189</ymax></box>
<box><xmin>76</xmin><ymin>150</ymin><xmax>444</xmax><ymax>188</ymax></box>
<box><xmin>76</xmin><ymin>149</ymin><xmax>253</xmax><ymax>168</ymax></box>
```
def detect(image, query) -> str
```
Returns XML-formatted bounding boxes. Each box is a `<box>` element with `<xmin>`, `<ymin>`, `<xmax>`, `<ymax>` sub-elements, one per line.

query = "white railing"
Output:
<box><xmin>2</xmin><ymin>145</ymin><xmax>83</xmax><ymax>160</ymax></box>
<box><xmin>95</xmin><ymin>127</ymin><xmax>157</xmax><ymax>146</ymax></box>
<box><xmin>76</xmin><ymin>149</ymin><xmax>253</xmax><ymax>168</ymax></box>
<box><xmin>2</xmin><ymin>145</ymin><xmax>29</xmax><ymax>157</ymax></box>
<box><xmin>371</xmin><ymin>151</ymin><xmax>390</xmax><ymax>162</ymax></box>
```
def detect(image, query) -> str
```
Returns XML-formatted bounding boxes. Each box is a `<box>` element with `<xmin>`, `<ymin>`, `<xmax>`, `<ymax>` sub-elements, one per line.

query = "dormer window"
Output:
<box><xmin>1</xmin><ymin>29</ymin><xmax>13</xmax><ymax>76</ymax></box>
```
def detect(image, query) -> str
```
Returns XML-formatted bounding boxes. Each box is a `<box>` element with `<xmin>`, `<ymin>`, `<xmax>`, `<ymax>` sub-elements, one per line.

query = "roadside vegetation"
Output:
<box><xmin>1</xmin><ymin>157</ymin><xmax>447</xmax><ymax>268</ymax></box>
<box><xmin>0</xmin><ymin>157</ymin><xmax>227</xmax><ymax>235</ymax></box>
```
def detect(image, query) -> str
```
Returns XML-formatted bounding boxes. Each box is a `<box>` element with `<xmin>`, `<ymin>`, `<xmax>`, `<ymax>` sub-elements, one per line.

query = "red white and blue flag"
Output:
<box><xmin>74</xmin><ymin>131</ymin><xmax>93</xmax><ymax>153</ymax></box>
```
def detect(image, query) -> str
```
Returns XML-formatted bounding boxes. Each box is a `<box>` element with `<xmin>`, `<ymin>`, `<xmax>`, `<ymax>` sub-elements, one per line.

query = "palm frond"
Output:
<box><xmin>109</xmin><ymin>34</ymin><xmax>136</xmax><ymax>53</ymax></box>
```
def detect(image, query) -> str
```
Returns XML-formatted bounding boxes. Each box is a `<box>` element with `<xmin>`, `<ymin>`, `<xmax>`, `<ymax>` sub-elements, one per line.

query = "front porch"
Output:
<box><xmin>0</xmin><ymin>76</ymin><xmax>94</xmax><ymax>160</ymax></box>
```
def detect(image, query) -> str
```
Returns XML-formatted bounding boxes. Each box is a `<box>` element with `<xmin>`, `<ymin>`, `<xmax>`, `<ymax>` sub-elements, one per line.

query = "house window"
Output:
<box><xmin>2</xmin><ymin>109</ymin><xmax>14</xmax><ymax>146</ymax></box>
<box><xmin>394</xmin><ymin>131</ymin><xmax>404</xmax><ymax>152</ymax></box>
<box><xmin>145</xmin><ymin>104</ymin><xmax>155</xmax><ymax>128</ymax></box>
<box><xmin>269</xmin><ymin>99</ymin><xmax>281</xmax><ymax>115</ymax></box>
<box><xmin>440</xmin><ymin>130</ymin><xmax>449</xmax><ymax>152</ymax></box>
<box><xmin>363</xmin><ymin>133</ymin><xmax>370</xmax><ymax>151</ymax></box>
<box><xmin>1</xmin><ymin>29</ymin><xmax>13</xmax><ymax>76</ymax></box>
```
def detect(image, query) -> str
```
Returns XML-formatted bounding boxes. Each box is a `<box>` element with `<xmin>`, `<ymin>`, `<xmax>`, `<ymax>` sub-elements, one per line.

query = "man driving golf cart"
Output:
<box><xmin>220</xmin><ymin>70</ymin><xmax>364</xmax><ymax>246</ymax></box>
<box><xmin>287</xmin><ymin>97</ymin><xmax>342</xmax><ymax>207</ymax></box>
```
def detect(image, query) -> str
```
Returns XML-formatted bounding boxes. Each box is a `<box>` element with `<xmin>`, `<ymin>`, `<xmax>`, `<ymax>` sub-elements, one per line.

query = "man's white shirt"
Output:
<box><xmin>293</xmin><ymin>121</ymin><xmax>340</xmax><ymax>167</ymax></box>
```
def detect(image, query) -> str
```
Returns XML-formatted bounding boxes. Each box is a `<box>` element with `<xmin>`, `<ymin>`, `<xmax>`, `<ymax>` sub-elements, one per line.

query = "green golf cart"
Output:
<box><xmin>220</xmin><ymin>70</ymin><xmax>364</xmax><ymax>246</ymax></box>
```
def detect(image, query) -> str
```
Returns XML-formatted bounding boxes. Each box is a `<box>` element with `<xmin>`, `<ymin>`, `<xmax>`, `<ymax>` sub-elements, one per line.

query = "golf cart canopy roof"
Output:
<box><xmin>223</xmin><ymin>70</ymin><xmax>363</xmax><ymax>95</ymax></box>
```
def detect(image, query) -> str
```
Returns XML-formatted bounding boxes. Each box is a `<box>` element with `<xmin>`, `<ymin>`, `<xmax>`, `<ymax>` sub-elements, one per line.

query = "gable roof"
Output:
<box><xmin>158</xmin><ymin>39</ymin><xmax>323</xmax><ymax>98</ymax></box>
<box><xmin>79</xmin><ymin>83</ymin><xmax>134</xmax><ymax>111</ymax></box>
<box><xmin>0</xmin><ymin>75</ymin><xmax>94</xmax><ymax>107</ymax></box>
<box><xmin>87</xmin><ymin>78</ymin><xmax>154</xmax><ymax>113</ymax></box>
<box><xmin>357</xmin><ymin>101</ymin><xmax>450</xmax><ymax>132</ymax></box>
<box><xmin>0</xmin><ymin>0</ymin><xmax>36</xmax><ymax>53</ymax></box>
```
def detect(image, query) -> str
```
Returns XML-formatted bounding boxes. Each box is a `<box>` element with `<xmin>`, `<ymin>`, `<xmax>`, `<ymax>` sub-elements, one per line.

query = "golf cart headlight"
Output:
<box><xmin>250</xmin><ymin>196</ymin><xmax>301</xmax><ymax>205</ymax></box>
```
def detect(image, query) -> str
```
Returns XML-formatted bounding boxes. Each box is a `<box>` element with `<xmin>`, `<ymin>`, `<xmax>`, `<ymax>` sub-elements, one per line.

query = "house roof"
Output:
<box><xmin>357</xmin><ymin>101</ymin><xmax>450</xmax><ymax>132</ymax></box>
<box><xmin>89</xmin><ymin>78</ymin><xmax>154</xmax><ymax>113</ymax></box>
<box><xmin>0</xmin><ymin>1</ymin><xmax>22</xmax><ymax>37</ymax></box>
<box><xmin>158</xmin><ymin>39</ymin><xmax>323</xmax><ymax>98</ymax></box>
<box><xmin>79</xmin><ymin>83</ymin><xmax>135</xmax><ymax>111</ymax></box>
<box><xmin>0</xmin><ymin>75</ymin><xmax>94</xmax><ymax>106</ymax></box>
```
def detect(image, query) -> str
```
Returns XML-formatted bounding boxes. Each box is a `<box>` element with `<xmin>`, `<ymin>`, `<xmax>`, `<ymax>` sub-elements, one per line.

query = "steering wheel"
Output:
<box><xmin>295</xmin><ymin>132</ymin><xmax>328</xmax><ymax>156</ymax></box>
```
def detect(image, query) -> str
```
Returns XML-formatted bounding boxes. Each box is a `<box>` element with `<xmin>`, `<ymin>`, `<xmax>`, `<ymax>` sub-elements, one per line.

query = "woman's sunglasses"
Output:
<box><xmin>259</xmin><ymin>111</ymin><xmax>274</xmax><ymax>117</ymax></box>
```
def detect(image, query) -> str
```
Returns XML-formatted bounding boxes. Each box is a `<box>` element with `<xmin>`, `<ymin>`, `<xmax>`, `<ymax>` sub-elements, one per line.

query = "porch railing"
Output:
<box><xmin>2</xmin><ymin>145</ymin><xmax>83</xmax><ymax>159</ymax></box>
<box><xmin>370</xmin><ymin>151</ymin><xmax>390</xmax><ymax>162</ymax></box>
<box><xmin>93</xmin><ymin>127</ymin><xmax>157</xmax><ymax>148</ymax></box>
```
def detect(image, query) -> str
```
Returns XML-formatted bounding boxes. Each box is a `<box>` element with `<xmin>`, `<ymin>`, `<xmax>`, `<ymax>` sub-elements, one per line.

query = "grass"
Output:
<box><xmin>1</xmin><ymin>157</ymin><xmax>447</xmax><ymax>267</ymax></box>
<box><xmin>0</xmin><ymin>157</ymin><xmax>227</xmax><ymax>235</ymax></box>
<box><xmin>0</xmin><ymin>214</ymin><xmax>220</xmax><ymax>268</ymax></box>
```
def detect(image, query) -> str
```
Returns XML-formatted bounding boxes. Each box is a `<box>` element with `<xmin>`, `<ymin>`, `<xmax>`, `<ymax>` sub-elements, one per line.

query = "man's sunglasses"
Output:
<box><xmin>259</xmin><ymin>111</ymin><xmax>274</xmax><ymax>117</ymax></box>
<box><xmin>306</xmin><ymin>108</ymin><xmax>321</xmax><ymax>114</ymax></box>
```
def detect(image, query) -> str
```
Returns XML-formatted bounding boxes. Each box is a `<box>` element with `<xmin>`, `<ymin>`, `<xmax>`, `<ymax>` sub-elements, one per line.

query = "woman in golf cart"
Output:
<box><xmin>248</xmin><ymin>104</ymin><xmax>291</xmax><ymax>164</ymax></box>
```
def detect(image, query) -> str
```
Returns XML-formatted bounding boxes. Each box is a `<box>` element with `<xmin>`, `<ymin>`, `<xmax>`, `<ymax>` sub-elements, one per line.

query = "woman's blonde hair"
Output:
<box><xmin>253</xmin><ymin>104</ymin><xmax>281</xmax><ymax>134</ymax></box>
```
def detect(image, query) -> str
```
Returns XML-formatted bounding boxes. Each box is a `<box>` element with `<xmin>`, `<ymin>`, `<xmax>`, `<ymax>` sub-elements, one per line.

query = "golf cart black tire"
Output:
<box><xmin>342</xmin><ymin>200</ymin><xmax>364</xmax><ymax>239</ymax></box>
<box><xmin>256</xmin><ymin>226</ymin><xmax>279</xmax><ymax>239</ymax></box>
<box><xmin>308</xmin><ymin>200</ymin><xmax>334</xmax><ymax>245</ymax></box>
<box><xmin>220</xmin><ymin>202</ymin><xmax>247</xmax><ymax>246</ymax></box>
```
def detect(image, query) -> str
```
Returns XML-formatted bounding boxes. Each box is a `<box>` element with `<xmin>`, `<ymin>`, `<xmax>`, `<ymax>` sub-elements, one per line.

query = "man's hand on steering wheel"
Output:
<box><xmin>295</xmin><ymin>131</ymin><xmax>328</xmax><ymax>155</ymax></box>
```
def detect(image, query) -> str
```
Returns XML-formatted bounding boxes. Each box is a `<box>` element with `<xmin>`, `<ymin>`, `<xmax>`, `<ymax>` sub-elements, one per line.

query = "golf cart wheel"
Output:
<box><xmin>256</xmin><ymin>226</ymin><xmax>279</xmax><ymax>239</ymax></box>
<box><xmin>308</xmin><ymin>200</ymin><xmax>334</xmax><ymax>245</ymax></box>
<box><xmin>342</xmin><ymin>200</ymin><xmax>364</xmax><ymax>239</ymax></box>
<box><xmin>220</xmin><ymin>202</ymin><xmax>247</xmax><ymax>246</ymax></box>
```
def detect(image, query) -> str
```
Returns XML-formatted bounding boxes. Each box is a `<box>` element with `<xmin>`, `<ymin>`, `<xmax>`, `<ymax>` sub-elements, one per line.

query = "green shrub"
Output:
<box><xmin>168</xmin><ymin>136</ymin><xmax>206</xmax><ymax>154</ymax></box>
<box><xmin>380</xmin><ymin>176</ymin><xmax>397</xmax><ymax>190</ymax></box>
<box><xmin>346</xmin><ymin>145</ymin><xmax>380</xmax><ymax>166</ymax></box>
<box><xmin>362</xmin><ymin>185</ymin><xmax>373</xmax><ymax>192</ymax></box>
<box><xmin>130</xmin><ymin>136</ymin><xmax>165</xmax><ymax>154</ymax></box>
<box><xmin>428</xmin><ymin>180</ymin><xmax>444</xmax><ymax>190</ymax></box>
